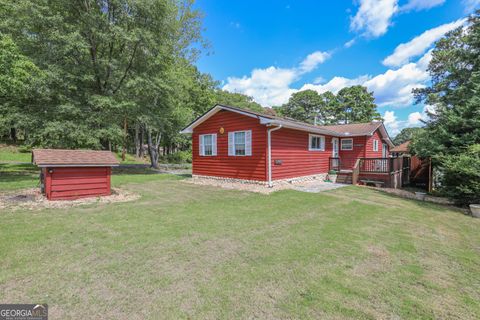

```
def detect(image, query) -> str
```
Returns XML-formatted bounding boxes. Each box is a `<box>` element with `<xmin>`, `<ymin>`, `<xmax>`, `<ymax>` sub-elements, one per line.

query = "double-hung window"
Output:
<box><xmin>228</xmin><ymin>130</ymin><xmax>252</xmax><ymax>156</ymax></box>
<box><xmin>341</xmin><ymin>138</ymin><xmax>353</xmax><ymax>151</ymax></box>
<box><xmin>199</xmin><ymin>134</ymin><xmax>217</xmax><ymax>156</ymax></box>
<box><xmin>309</xmin><ymin>134</ymin><xmax>325</xmax><ymax>151</ymax></box>
<box><xmin>373</xmin><ymin>139</ymin><xmax>379</xmax><ymax>152</ymax></box>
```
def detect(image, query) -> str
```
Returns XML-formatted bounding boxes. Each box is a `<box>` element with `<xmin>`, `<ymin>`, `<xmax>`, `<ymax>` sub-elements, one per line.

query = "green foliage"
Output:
<box><xmin>160</xmin><ymin>150</ymin><xmax>192</xmax><ymax>163</ymax></box>
<box><xmin>213</xmin><ymin>89</ymin><xmax>264</xmax><ymax>112</ymax></box>
<box><xmin>410</xmin><ymin>11</ymin><xmax>480</xmax><ymax>205</ymax></box>
<box><xmin>337</xmin><ymin>86</ymin><xmax>381</xmax><ymax>123</ymax></box>
<box><xmin>393</xmin><ymin>127</ymin><xmax>423</xmax><ymax>145</ymax></box>
<box><xmin>0</xmin><ymin>0</ymin><xmax>210</xmax><ymax>157</ymax></box>
<box><xmin>276</xmin><ymin>86</ymin><xmax>381</xmax><ymax>125</ymax></box>
<box><xmin>440</xmin><ymin>145</ymin><xmax>480</xmax><ymax>204</ymax></box>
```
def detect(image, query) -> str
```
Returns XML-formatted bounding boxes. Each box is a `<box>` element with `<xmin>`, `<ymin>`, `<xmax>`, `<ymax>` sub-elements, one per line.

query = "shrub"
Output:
<box><xmin>161</xmin><ymin>150</ymin><xmax>192</xmax><ymax>164</ymax></box>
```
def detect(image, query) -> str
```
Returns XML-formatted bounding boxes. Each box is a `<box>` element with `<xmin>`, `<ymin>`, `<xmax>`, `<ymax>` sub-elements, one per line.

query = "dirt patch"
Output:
<box><xmin>0</xmin><ymin>188</ymin><xmax>139</xmax><ymax>211</ymax></box>
<box><xmin>352</xmin><ymin>244</ymin><xmax>392</xmax><ymax>277</ymax></box>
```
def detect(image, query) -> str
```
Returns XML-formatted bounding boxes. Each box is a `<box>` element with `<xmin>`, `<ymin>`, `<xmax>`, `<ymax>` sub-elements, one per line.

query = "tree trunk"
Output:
<box><xmin>10</xmin><ymin>128</ymin><xmax>17</xmax><ymax>143</ymax></box>
<box><xmin>146</xmin><ymin>127</ymin><xmax>160</xmax><ymax>169</ymax></box>
<box><xmin>122</xmin><ymin>116</ymin><xmax>127</xmax><ymax>161</ymax></box>
<box><xmin>139</xmin><ymin>125</ymin><xmax>144</xmax><ymax>158</ymax></box>
<box><xmin>134</xmin><ymin>122</ymin><xmax>140</xmax><ymax>158</ymax></box>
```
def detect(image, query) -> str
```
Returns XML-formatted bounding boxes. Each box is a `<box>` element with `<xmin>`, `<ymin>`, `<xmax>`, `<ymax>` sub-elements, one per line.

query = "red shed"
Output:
<box><xmin>32</xmin><ymin>149</ymin><xmax>119</xmax><ymax>200</ymax></box>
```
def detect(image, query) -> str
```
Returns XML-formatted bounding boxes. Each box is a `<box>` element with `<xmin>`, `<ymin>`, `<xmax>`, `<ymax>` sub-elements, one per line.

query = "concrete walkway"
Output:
<box><xmin>291</xmin><ymin>181</ymin><xmax>348</xmax><ymax>193</ymax></box>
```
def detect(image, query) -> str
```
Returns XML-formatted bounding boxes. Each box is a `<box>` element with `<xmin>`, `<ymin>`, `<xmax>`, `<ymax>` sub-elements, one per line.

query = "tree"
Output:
<box><xmin>0</xmin><ymin>35</ymin><xmax>46</xmax><ymax>142</ymax></box>
<box><xmin>214</xmin><ymin>90</ymin><xmax>264</xmax><ymax>113</ymax></box>
<box><xmin>337</xmin><ymin>86</ymin><xmax>381</xmax><ymax>124</ymax></box>
<box><xmin>393</xmin><ymin>127</ymin><xmax>423</xmax><ymax>145</ymax></box>
<box><xmin>276</xmin><ymin>86</ymin><xmax>381</xmax><ymax>125</ymax></box>
<box><xmin>0</xmin><ymin>0</ymin><xmax>207</xmax><ymax>168</ymax></box>
<box><xmin>410</xmin><ymin>11</ymin><xmax>480</xmax><ymax>205</ymax></box>
<box><xmin>277</xmin><ymin>90</ymin><xmax>322</xmax><ymax>124</ymax></box>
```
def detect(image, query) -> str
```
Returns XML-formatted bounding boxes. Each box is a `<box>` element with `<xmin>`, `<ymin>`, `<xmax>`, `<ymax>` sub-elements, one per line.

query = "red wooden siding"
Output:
<box><xmin>339</xmin><ymin>136</ymin><xmax>367</xmax><ymax>159</ymax></box>
<box><xmin>45</xmin><ymin>167</ymin><xmax>111</xmax><ymax>200</ymax></box>
<box><xmin>271</xmin><ymin>128</ymin><xmax>333</xmax><ymax>180</ymax></box>
<box><xmin>192</xmin><ymin>110</ymin><xmax>268</xmax><ymax>181</ymax></box>
<box><xmin>365</xmin><ymin>129</ymin><xmax>389</xmax><ymax>158</ymax></box>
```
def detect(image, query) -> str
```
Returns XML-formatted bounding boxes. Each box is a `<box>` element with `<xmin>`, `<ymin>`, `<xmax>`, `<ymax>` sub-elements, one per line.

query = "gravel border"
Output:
<box><xmin>0</xmin><ymin>188</ymin><xmax>139</xmax><ymax>211</ymax></box>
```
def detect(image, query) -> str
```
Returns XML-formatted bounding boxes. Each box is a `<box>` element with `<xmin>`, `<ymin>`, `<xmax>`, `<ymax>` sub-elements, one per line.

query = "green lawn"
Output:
<box><xmin>0</xmin><ymin>175</ymin><xmax>479</xmax><ymax>319</ymax></box>
<box><xmin>0</xmin><ymin>145</ymin><xmax>31</xmax><ymax>162</ymax></box>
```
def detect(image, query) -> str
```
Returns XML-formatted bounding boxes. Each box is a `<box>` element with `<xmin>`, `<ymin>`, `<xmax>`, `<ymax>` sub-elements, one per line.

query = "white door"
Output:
<box><xmin>332</xmin><ymin>138</ymin><xmax>339</xmax><ymax>158</ymax></box>
<box><xmin>332</xmin><ymin>138</ymin><xmax>339</xmax><ymax>170</ymax></box>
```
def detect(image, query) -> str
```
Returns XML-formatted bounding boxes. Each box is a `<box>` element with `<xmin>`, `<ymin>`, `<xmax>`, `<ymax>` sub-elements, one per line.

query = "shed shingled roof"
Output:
<box><xmin>391</xmin><ymin>140</ymin><xmax>411</xmax><ymax>153</ymax></box>
<box><xmin>32</xmin><ymin>149</ymin><xmax>119</xmax><ymax>167</ymax></box>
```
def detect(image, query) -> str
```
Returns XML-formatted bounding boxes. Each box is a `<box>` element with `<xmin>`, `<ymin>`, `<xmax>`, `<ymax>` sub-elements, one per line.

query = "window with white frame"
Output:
<box><xmin>228</xmin><ymin>130</ymin><xmax>252</xmax><ymax>156</ymax></box>
<box><xmin>309</xmin><ymin>134</ymin><xmax>325</xmax><ymax>151</ymax></box>
<box><xmin>341</xmin><ymin>138</ymin><xmax>353</xmax><ymax>150</ymax></box>
<box><xmin>373</xmin><ymin>139</ymin><xmax>379</xmax><ymax>152</ymax></box>
<box><xmin>199</xmin><ymin>134</ymin><xmax>217</xmax><ymax>156</ymax></box>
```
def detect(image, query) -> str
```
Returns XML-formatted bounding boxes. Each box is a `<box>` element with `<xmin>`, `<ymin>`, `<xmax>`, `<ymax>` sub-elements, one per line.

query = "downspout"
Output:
<box><xmin>267</xmin><ymin>125</ymin><xmax>282</xmax><ymax>188</ymax></box>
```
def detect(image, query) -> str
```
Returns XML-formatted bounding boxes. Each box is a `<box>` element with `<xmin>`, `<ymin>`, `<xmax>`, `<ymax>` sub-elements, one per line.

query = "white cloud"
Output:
<box><xmin>408</xmin><ymin>111</ymin><xmax>422</xmax><ymax>125</ymax></box>
<box><xmin>299</xmin><ymin>51</ymin><xmax>331</xmax><ymax>72</ymax></box>
<box><xmin>382</xmin><ymin>18</ymin><xmax>466</xmax><ymax>67</ymax></box>
<box><xmin>383</xmin><ymin>110</ymin><xmax>401</xmax><ymax>135</ymax></box>
<box><xmin>222</xmin><ymin>51</ymin><xmax>330</xmax><ymax>106</ymax></box>
<box><xmin>302</xmin><ymin>51</ymin><xmax>432</xmax><ymax>108</ymax></box>
<box><xmin>224</xmin><ymin>49</ymin><xmax>432</xmax><ymax>108</ymax></box>
<box><xmin>300</xmin><ymin>75</ymin><xmax>369</xmax><ymax>94</ymax></box>
<box><xmin>344</xmin><ymin>38</ymin><xmax>356</xmax><ymax>48</ymax></box>
<box><xmin>400</xmin><ymin>0</ymin><xmax>445</xmax><ymax>12</ymax></box>
<box><xmin>350</xmin><ymin>0</ymin><xmax>399</xmax><ymax>38</ymax></box>
<box><xmin>463</xmin><ymin>0</ymin><xmax>480</xmax><ymax>13</ymax></box>
<box><xmin>383</xmin><ymin>110</ymin><xmax>425</xmax><ymax>136</ymax></box>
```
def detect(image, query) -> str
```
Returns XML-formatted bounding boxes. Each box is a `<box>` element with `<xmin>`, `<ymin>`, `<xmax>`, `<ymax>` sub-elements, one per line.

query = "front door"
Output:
<box><xmin>332</xmin><ymin>138</ymin><xmax>339</xmax><ymax>170</ymax></box>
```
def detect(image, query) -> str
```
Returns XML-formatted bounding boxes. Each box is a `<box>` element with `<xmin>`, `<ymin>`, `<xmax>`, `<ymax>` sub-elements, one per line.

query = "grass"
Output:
<box><xmin>0</xmin><ymin>145</ymin><xmax>31</xmax><ymax>162</ymax></box>
<box><xmin>0</xmin><ymin>175</ymin><xmax>479</xmax><ymax>319</ymax></box>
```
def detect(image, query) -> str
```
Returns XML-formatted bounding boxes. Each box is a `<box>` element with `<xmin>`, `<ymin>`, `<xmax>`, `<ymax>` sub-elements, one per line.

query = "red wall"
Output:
<box><xmin>45</xmin><ymin>167</ymin><xmax>111</xmax><ymax>200</ymax></box>
<box><xmin>365</xmin><ymin>129</ymin><xmax>389</xmax><ymax>158</ymax></box>
<box><xmin>192</xmin><ymin>110</ymin><xmax>267</xmax><ymax>181</ymax></box>
<box><xmin>270</xmin><ymin>128</ymin><xmax>334</xmax><ymax>180</ymax></box>
<box><xmin>339</xmin><ymin>136</ymin><xmax>367</xmax><ymax>159</ymax></box>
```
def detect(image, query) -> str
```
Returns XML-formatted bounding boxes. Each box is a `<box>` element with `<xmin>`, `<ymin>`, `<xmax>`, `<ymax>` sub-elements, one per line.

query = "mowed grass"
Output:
<box><xmin>0</xmin><ymin>176</ymin><xmax>479</xmax><ymax>319</ymax></box>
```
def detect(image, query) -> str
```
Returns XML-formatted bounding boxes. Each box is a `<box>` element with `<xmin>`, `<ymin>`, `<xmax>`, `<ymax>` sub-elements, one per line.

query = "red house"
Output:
<box><xmin>181</xmin><ymin>104</ymin><xmax>397</xmax><ymax>187</ymax></box>
<box><xmin>32</xmin><ymin>149</ymin><xmax>119</xmax><ymax>200</ymax></box>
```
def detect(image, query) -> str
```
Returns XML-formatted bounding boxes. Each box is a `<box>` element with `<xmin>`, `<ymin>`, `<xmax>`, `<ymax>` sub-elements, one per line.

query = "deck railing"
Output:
<box><xmin>360</xmin><ymin>158</ymin><xmax>390</xmax><ymax>173</ymax></box>
<box><xmin>329</xmin><ymin>157</ymin><xmax>392</xmax><ymax>173</ymax></box>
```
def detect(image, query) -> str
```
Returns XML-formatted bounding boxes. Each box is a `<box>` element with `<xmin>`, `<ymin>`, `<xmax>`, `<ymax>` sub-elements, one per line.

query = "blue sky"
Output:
<box><xmin>195</xmin><ymin>0</ymin><xmax>479</xmax><ymax>136</ymax></box>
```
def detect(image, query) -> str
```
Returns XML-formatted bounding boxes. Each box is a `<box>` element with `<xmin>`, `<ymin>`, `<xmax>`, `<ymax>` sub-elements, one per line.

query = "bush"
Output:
<box><xmin>328</xmin><ymin>170</ymin><xmax>337</xmax><ymax>175</ymax></box>
<box><xmin>440</xmin><ymin>144</ymin><xmax>480</xmax><ymax>205</ymax></box>
<box><xmin>161</xmin><ymin>150</ymin><xmax>192</xmax><ymax>164</ymax></box>
<box><xmin>18</xmin><ymin>145</ymin><xmax>32</xmax><ymax>153</ymax></box>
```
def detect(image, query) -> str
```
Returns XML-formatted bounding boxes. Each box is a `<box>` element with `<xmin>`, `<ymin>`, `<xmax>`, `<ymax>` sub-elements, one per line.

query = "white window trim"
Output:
<box><xmin>228</xmin><ymin>130</ymin><xmax>252</xmax><ymax>156</ymax></box>
<box><xmin>373</xmin><ymin>139</ymin><xmax>379</xmax><ymax>152</ymax></box>
<box><xmin>341</xmin><ymin>138</ymin><xmax>353</xmax><ymax>151</ymax></box>
<box><xmin>199</xmin><ymin>133</ymin><xmax>217</xmax><ymax>156</ymax></box>
<box><xmin>308</xmin><ymin>134</ymin><xmax>325</xmax><ymax>151</ymax></box>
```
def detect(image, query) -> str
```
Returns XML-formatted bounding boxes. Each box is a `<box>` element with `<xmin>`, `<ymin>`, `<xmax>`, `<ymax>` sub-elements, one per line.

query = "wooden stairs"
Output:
<box><xmin>336</xmin><ymin>171</ymin><xmax>353</xmax><ymax>184</ymax></box>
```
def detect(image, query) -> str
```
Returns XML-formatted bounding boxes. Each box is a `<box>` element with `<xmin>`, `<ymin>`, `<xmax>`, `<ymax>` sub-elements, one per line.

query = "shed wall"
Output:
<box><xmin>45</xmin><ymin>167</ymin><xmax>111</xmax><ymax>200</ymax></box>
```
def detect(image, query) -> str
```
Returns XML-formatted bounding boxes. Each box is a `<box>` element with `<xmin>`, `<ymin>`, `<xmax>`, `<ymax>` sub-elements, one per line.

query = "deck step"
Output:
<box><xmin>336</xmin><ymin>173</ymin><xmax>352</xmax><ymax>184</ymax></box>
